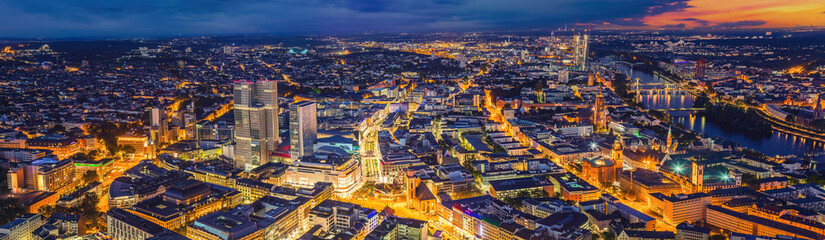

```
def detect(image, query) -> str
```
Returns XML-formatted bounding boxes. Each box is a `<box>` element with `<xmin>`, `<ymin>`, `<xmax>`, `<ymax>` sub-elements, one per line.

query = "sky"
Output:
<box><xmin>0</xmin><ymin>0</ymin><xmax>823</xmax><ymax>37</ymax></box>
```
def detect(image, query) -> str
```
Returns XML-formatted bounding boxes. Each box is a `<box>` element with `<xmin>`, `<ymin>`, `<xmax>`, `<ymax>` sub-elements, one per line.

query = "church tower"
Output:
<box><xmin>666</xmin><ymin>126</ymin><xmax>673</xmax><ymax>154</ymax></box>
<box><xmin>691</xmin><ymin>161</ymin><xmax>704</xmax><ymax>193</ymax></box>
<box><xmin>612</xmin><ymin>137</ymin><xmax>624</xmax><ymax>180</ymax></box>
<box><xmin>593</xmin><ymin>88</ymin><xmax>606</xmax><ymax>131</ymax></box>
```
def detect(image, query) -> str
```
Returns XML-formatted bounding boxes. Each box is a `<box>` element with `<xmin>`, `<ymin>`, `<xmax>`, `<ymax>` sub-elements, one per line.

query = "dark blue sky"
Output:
<box><xmin>0</xmin><ymin>0</ymin><xmax>776</xmax><ymax>37</ymax></box>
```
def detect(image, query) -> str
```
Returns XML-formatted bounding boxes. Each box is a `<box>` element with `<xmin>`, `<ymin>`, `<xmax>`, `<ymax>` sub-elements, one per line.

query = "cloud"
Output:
<box><xmin>661</xmin><ymin>23</ymin><xmax>686</xmax><ymax>28</ymax></box>
<box><xmin>676</xmin><ymin>18</ymin><xmax>711</xmax><ymax>26</ymax></box>
<box><xmin>647</xmin><ymin>1</ymin><xmax>691</xmax><ymax>15</ymax></box>
<box><xmin>0</xmin><ymin>0</ymin><xmax>692</xmax><ymax>37</ymax></box>
<box><xmin>713</xmin><ymin>20</ymin><xmax>767</xmax><ymax>28</ymax></box>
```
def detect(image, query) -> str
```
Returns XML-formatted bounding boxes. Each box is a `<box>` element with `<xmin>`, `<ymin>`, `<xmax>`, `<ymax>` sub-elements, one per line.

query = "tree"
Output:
<box><xmin>121</xmin><ymin>145</ymin><xmax>136</xmax><ymax>154</ymax></box>
<box><xmin>82</xmin><ymin>170</ymin><xmax>99</xmax><ymax>184</ymax></box>
<box><xmin>789</xmin><ymin>178</ymin><xmax>800</xmax><ymax>185</ymax></box>
<box><xmin>88</xmin><ymin>121</ymin><xmax>121</xmax><ymax>154</ymax></box>
<box><xmin>0</xmin><ymin>198</ymin><xmax>25</xmax><ymax>225</ymax></box>
<box><xmin>601</xmin><ymin>232</ymin><xmax>615</xmax><ymax>240</ymax></box>
<box><xmin>709</xmin><ymin>234</ymin><xmax>727</xmax><ymax>240</ymax></box>
<box><xmin>80</xmin><ymin>192</ymin><xmax>102</xmax><ymax>230</ymax></box>
<box><xmin>70</xmin><ymin>152</ymin><xmax>92</xmax><ymax>161</ymax></box>
<box><xmin>88</xmin><ymin>149</ymin><xmax>101</xmax><ymax>159</ymax></box>
<box><xmin>742</xmin><ymin>173</ymin><xmax>760</xmax><ymax>190</ymax></box>
<box><xmin>49</xmin><ymin>124</ymin><xmax>66</xmax><ymax>134</ymax></box>
<box><xmin>805</xmin><ymin>174</ymin><xmax>825</xmax><ymax>186</ymax></box>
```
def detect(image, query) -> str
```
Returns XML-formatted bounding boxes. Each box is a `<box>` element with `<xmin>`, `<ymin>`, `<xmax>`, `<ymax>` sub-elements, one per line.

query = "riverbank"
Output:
<box><xmin>605</xmin><ymin>56</ymin><xmax>822</xmax><ymax>156</ymax></box>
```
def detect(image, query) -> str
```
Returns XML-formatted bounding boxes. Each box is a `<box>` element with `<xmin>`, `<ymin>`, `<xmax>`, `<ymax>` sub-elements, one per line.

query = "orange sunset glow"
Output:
<box><xmin>645</xmin><ymin>0</ymin><xmax>825</xmax><ymax>28</ymax></box>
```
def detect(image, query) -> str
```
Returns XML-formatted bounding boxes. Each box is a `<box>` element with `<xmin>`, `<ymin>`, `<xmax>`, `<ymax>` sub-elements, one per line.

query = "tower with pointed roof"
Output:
<box><xmin>666</xmin><ymin>126</ymin><xmax>673</xmax><ymax>154</ymax></box>
<box><xmin>612</xmin><ymin>137</ymin><xmax>624</xmax><ymax>180</ymax></box>
<box><xmin>593</xmin><ymin>88</ymin><xmax>606</xmax><ymax>131</ymax></box>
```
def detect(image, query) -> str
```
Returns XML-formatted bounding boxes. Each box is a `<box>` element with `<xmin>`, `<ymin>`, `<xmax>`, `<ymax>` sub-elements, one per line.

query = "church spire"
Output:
<box><xmin>666</xmin><ymin>126</ymin><xmax>673</xmax><ymax>154</ymax></box>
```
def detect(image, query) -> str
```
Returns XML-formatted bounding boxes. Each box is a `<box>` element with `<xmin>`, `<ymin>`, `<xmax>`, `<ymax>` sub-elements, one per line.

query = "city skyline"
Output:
<box><xmin>1</xmin><ymin>1</ymin><xmax>825</xmax><ymax>240</ymax></box>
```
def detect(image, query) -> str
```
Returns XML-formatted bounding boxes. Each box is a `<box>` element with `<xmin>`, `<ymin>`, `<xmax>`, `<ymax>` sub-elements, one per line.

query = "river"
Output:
<box><xmin>609</xmin><ymin>60</ymin><xmax>824</xmax><ymax>156</ymax></box>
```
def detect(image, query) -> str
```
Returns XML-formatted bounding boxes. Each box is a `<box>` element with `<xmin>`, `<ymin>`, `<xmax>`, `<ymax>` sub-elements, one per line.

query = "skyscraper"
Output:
<box><xmin>574</xmin><ymin>32</ymin><xmax>590</xmax><ymax>71</ymax></box>
<box><xmin>290</xmin><ymin>101</ymin><xmax>317</xmax><ymax>163</ymax></box>
<box><xmin>149</xmin><ymin>107</ymin><xmax>168</xmax><ymax>147</ymax></box>
<box><xmin>234</xmin><ymin>80</ymin><xmax>278</xmax><ymax>171</ymax></box>
<box><xmin>593</xmin><ymin>88</ymin><xmax>606</xmax><ymax>130</ymax></box>
<box><xmin>695</xmin><ymin>58</ymin><xmax>707</xmax><ymax>79</ymax></box>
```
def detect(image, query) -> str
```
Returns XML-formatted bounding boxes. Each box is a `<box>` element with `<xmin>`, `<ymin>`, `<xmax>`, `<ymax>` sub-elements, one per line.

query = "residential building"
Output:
<box><xmin>0</xmin><ymin>213</ymin><xmax>43</xmax><ymax>240</ymax></box>
<box><xmin>676</xmin><ymin>223</ymin><xmax>710</xmax><ymax>240</ymax></box>
<box><xmin>649</xmin><ymin>193</ymin><xmax>711</xmax><ymax>225</ymax></box>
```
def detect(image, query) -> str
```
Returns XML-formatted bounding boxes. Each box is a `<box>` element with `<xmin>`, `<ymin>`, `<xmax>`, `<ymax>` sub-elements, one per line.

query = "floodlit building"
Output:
<box><xmin>106</xmin><ymin>208</ymin><xmax>186</xmax><ymax>240</ymax></box>
<box><xmin>234</xmin><ymin>80</ymin><xmax>279</xmax><ymax>171</ymax></box>
<box><xmin>0</xmin><ymin>213</ymin><xmax>43</xmax><ymax>240</ymax></box>
<box><xmin>649</xmin><ymin>193</ymin><xmax>711</xmax><ymax>225</ymax></box>
<box><xmin>290</xmin><ymin>101</ymin><xmax>317</xmax><ymax>163</ymax></box>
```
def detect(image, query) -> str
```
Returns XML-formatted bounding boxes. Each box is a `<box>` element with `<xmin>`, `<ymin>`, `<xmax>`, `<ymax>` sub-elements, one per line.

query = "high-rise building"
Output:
<box><xmin>593</xmin><ymin>88</ymin><xmax>606</xmax><ymax>130</ymax></box>
<box><xmin>695</xmin><ymin>58</ymin><xmax>707</xmax><ymax>79</ymax></box>
<box><xmin>234</xmin><ymin>80</ymin><xmax>279</xmax><ymax>171</ymax></box>
<box><xmin>574</xmin><ymin>32</ymin><xmax>590</xmax><ymax>71</ymax></box>
<box><xmin>149</xmin><ymin>107</ymin><xmax>168</xmax><ymax>147</ymax></box>
<box><xmin>289</xmin><ymin>101</ymin><xmax>317</xmax><ymax>163</ymax></box>
<box><xmin>183</xmin><ymin>101</ymin><xmax>197</xmax><ymax>141</ymax></box>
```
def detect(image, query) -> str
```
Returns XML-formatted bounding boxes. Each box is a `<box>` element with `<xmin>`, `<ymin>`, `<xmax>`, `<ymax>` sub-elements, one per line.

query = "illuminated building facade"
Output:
<box><xmin>549</xmin><ymin>173</ymin><xmax>600</xmax><ymax>202</ymax></box>
<box><xmin>365</xmin><ymin>216</ymin><xmax>428</xmax><ymax>240</ymax></box>
<box><xmin>705</xmin><ymin>206</ymin><xmax>824</xmax><ymax>240</ymax></box>
<box><xmin>149</xmin><ymin>107</ymin><xmax>169</xmax><ymax>147</ymax></box>
<box><xmin>128</xmin><ymin>179</ymin><xmax>243</xmax><ymax>231</ymax></box>
<box><xmin>107</xmin><ymin>208</ymin><xmax>185</xmax><ymax>240</ymax></box>
<box><xmin>73</xmin><ymin>158</ymin><xmax>114</xmax><ymax>178</ymax></box>
<box><xmin>116</xmin><ymin>136</ymin><xmax>152</xmax><ymax>159</ymax></box>
<box><xmin>285</xmin><ymin>153</ymin><xmax>362</xmax><ymax>197</ymax></box>
<box><xmin>234</xmin><ymin>80</ymin><xmax>279</xmax><ymax>171</ymax></box>
<box><xmin>574</xmin><ymin>32</ymin><xmax>590</xmax><ymax>71</ymax></box>
<box><xmin>0</xmin><ymin>213</ymin><xmax>43</xmax><ymax>240</ymax></box>
<box><xmin>289</xmin><ymin>101</ymin><xmax>317</xmax><ymax>163</ymax></box>
<box><xmin>488</xmin><ymin>176</ymin><xmax>554</xmax><ymax>199</ymax></box>
<box><xmin>695</xmin><ymin>58</ymin><xmax>707</xmax><ymax>79</ymax></box>
<box><xmin>186</xmin><ymin>206</ymin><xmax>262</xmax><ymax>240</ymax></box>
<box><xmin>649</xmin><ymin>193</ymin><xmax>710</xmax><ymax>225</ymax></box>
<box><xmin>581</xmin><ymin>156</ymin><xmax>617</xmax><ymax>185</ymax></box>
<box><xmin>593</xmin><ymin>89</ymin><xmax>606</xmax><ymax>131</ymax></box>
<box><xmin>8</xmin><ymin>159</ymin><xmax>75</xmax><ymax>195</ymax></box>
<box><xmin>26</xmin><ymin>135</ymin><xmax>81</xmax><ymax>159</ymax></box>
